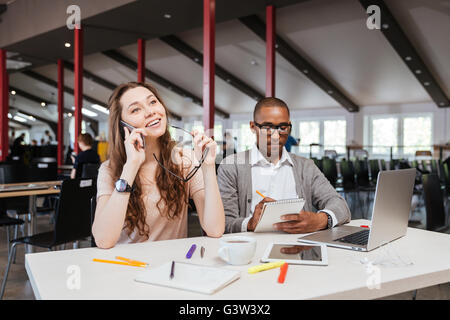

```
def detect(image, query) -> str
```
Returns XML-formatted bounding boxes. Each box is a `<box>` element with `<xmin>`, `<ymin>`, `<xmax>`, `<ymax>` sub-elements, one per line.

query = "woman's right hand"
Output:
<box><xmin>123</xmin><ymin>126</ymin><xmax>147</xmax><ymax>168</ymax></box>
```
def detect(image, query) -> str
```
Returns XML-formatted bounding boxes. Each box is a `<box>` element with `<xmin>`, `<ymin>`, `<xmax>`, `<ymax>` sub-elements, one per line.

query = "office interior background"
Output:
<box><xmin>0</xmin><ymin>0</ymin><xmax>449</xmax><ymax>299</ymax></box>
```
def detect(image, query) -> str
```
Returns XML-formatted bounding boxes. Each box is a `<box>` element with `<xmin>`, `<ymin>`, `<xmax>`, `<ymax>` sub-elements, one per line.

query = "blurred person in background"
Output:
<box><xmin>71</xmin><ymin>133</ymin><xmax>100</xmax><ymax>179</ymax></box>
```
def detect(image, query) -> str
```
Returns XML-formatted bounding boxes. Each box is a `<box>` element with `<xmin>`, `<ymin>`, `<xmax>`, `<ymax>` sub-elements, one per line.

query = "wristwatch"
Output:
<box><xmin>115</xmin><ymin>179</ymin><xmax>133</xmax><ymax>193</ymax></box>
<box><xmin>325</xmin><ymin>213</ymin><xmax>333</xmax><ymax>229</ymax></box>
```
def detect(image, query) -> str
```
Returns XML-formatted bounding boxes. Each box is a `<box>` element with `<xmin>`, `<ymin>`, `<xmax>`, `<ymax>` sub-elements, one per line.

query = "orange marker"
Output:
<box><xmin>278</xmin><ymin>263</ymin><xmax>289</xmax><ymax>284</ymax></box>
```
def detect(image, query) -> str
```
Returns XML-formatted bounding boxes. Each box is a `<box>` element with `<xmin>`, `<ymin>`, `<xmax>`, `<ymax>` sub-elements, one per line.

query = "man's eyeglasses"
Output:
<box><xmin>153</xmin><ymin>125</ymin><xmax>209</xmax><ymax>183</ymax></box>
<box><xmin>254</xmin><ymin>122</ymin><xmax>292</xmax><ymax>135</ymax></box>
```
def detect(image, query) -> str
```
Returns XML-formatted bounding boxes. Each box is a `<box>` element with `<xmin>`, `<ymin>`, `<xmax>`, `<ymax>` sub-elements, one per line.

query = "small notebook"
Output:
<box><xmin>254</xmin><ymin>198</ymin><xmax>305</xmax><ymax>233</ymax></box>
<box><xmin>135</xmin><ymin>261</ymin><xmax>240</xmax><ymax>295</ymax></box>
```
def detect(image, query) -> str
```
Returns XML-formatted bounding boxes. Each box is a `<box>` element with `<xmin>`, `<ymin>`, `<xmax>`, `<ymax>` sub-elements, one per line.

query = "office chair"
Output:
<box><xmin>29</xmin><ymin>161</ymin><xmax>58</xmax><ymax>181</ymax></box>
<box><xmin>324</xmin><ymin>150</ymin><xmax>338</xmax><ymax>160</ymax></box>
<box><xmin>422</xmin><ymin>174</ymin><xmax>447</xmax><ymax>232</ymax></box>
<box><xmin>0</xmin><ymin>178</ymin><xmax>97</xmax><ymax>299</ymax></box>
<box><xmin>81</xmin><ymin>163</ymin><xmax>100</xmax><ymax>179</ymax></box>
<box><xmin>0</xmin><ymin>164</ymin><xmax>33</xmax><ymax>238</ymax></box>
<box><xmin>90</xmin><ymin>196</ymin><xmax>97</xmax><ymax>248</ymax></box>
<box><xmin>321</xmin><ymin>157</ymin><xmax>338</xmax><ymax>188</ymax></box>
<box><xmin>443</xmin><ymin>163</ymin><xmax>450</xmax><ymax>196</ymax></box>
<box><xmin>369</xmin><ymin>159</ymin><xmax>381</xmax><ymax>184</ymax></box>
<box><xmin>354</xmin><ymin>159</ymin><xmax>376</xmax><ymax>215</ymax></box>
<box><xmin>340</xmin><ymin>159</ymin><xmax>364</xmax><ymax>219</ymax></box>
<box><xmin>0</xmin><ymin>213</ymin><xmax>24</xmax><ymax>257</ymax></box>
<box><xmin>311</xmin><ymin>157</ymin><xmax>323</xmax><ymax>172</ymax></box>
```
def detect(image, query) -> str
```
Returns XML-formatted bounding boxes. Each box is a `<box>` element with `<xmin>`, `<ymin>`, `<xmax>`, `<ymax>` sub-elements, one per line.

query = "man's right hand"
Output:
<box><xmin>247</xmin><ymin>197</ymin><xmax>276</xmax><ymax>231</ymax></box>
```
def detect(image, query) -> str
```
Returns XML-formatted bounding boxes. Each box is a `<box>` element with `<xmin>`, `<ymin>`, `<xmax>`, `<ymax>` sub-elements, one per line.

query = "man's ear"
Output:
<box><xmin>249</xmin><ymin>121</ymin><xmax>256</xmax><ymax>134</ymax></box>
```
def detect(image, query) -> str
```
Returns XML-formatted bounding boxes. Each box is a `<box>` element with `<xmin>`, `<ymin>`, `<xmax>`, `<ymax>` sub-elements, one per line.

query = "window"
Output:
<box><xmin>366</xmin><ymin>114</ymin><xmax>433</xmax><ymax>159</ymax></box>
<box><xmin>183</xmin><ymin>121</ymin><xmax>222</xmax><ymax>138</ymax></box>
<box><xmin>237</xmin><ymin>123</ymin><xmax>256</xmax><ymax>152</ymax></box>
<box><xmin>298</xmin><ymin>121</ymin><xmax>320</xmax><ymax>155</ymax></box>
<box><xmin>297</xmin><ymin>118</ymin><xmax>347</xmax><ymax>157</ymax></box>
<box><xmin>371</xmin><ymin>117</ymin><xmax>398</xmax><ymax>155</ymax></box>
<box><xmin>181</xmin><ymin>121</ymin><xmax>223</xmax><ymax>153</ymax></box>
<box><xmin>403</xmin><ymin>116</ymin><xmax>432</xmax><ymax>156</ymax></box>
<box><xmin>324</xmin><ymin>120</ymin><xmax>346</xmax><ymax>155</ymax></box>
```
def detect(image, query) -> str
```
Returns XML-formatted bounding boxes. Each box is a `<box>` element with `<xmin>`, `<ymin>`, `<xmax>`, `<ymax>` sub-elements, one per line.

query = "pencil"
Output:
<box><xmin>200</xmin><ymin>246</ymin><xmax>205</xmax><ymax>258</ymax></box>
<box><xmin>115</xmin><ymin>256</ymin><xmax>148</xmax><ymax>266</ymax></box>
<box><xmin>256</xmin><ymin>190</ymin><xmax>266</xmax><ymax>199</ymax></box>
<box><xmin>92</xmin><ymin>259</ymin><xmax>146</xmax><ymax>267</ymax></box>
<box><xmin>170</xmin><ymin>261</ymin><xmax>175</xmax><ymax>279</ymax></box>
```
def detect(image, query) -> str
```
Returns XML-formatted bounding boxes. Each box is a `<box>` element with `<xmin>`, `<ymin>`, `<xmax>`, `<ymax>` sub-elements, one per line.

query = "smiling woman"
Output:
<box><xmin>91</xmin><ymin>82</ymin><xmax>225</xmax><ymax>248</ymax></box>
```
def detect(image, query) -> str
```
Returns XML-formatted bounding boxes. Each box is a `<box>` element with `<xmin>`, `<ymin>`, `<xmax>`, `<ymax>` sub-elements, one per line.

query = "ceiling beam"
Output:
<box><xmin>359</xmin><ymin>0</ymin><xmax>450</xmax><ymax>108</ymax></box>
<box><xmin>64</xmin><ymin>59</ymin><xmax>184</xmax><ymax>123</ymax></box>
<box><xmin>9</xmin><ymin>106</ymin><xmax>57</xmax><ymax>134</ymax></box>
<box><xmin>239</xmin><ymin>15</ymin><xmax>359</xmax><ymax>113</ymax></box>
<box><xmin>63</xmin><ymin>60</ymin><xmax>117</xmax><ymax>91</ymax></box>
<box><xmin>10</xmin><ymin>86</ymin><xmax>51</xmax><ymax>106</ymax></box>
<box><xmin>9</xmin><ymin>85</ymin><xmax>97</xmax><ymax>134</ymax></box>
<box><xmin>102</xmin><ymin>49</ymin><xmax>230</xmax><ymax>119</ymax></box>
<box><xmin>160</xmin><ymin>35</ymin><xmax>264</xmax><ymax>101</ymax></box>
<box><xmin>21</xmin><ymin>70</ymin><xmax>106</xmax><ymax>108</ymax></box>
<box><xmin>9</xmin><ymin>118</ymin><xmax>32</xmax><ymax>129</ymax></box>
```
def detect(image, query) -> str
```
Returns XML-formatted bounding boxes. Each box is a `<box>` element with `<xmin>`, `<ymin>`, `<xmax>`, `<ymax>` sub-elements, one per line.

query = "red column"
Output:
<box><xmin>203</xmin><ymin>0</ymin><xmax>215</xmax><ymax>137</ymax></box>
<box><xmin>57</xmin><ymin>59</ymin><xmax>64</xmax><ymax>167</ymax></box>
<box><xmin>266</xmin><ymin>5</ymin><xmax>276</xmax><ymax>97</ymax></box>
<box><xmin>137</xmin><ymin>38</ymin><xmax>146</xmax><ymax>82</ymax></box>
<box><xmin>74</xmin><ymin>27</ymin><xmax>83</xmax><ymax>153</ymax></box>
<box><xmin>0</xmin><ymin>49</ymin><xmax>9</xmax><ymax>162</ymax></box>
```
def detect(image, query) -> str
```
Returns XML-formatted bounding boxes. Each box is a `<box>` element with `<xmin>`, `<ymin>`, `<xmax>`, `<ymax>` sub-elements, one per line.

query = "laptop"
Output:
<box><xmin>298</xmin><ymin>168</ymin><xmax>416</xmax><ymax>252</ymax></box>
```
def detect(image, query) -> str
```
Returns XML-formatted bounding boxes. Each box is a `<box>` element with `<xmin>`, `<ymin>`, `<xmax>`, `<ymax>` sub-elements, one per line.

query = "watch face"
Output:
<box><xmin>115</xmin><ymin>179</ymin><xmax>127</xmax><ymax>192</ymax></box>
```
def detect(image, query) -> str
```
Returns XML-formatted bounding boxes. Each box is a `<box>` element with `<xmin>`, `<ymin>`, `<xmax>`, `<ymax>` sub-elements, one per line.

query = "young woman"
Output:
<box><xmin>92</xmin><ymin>82</ymin><xmax>225</xmax><ymax>248</ymax></box>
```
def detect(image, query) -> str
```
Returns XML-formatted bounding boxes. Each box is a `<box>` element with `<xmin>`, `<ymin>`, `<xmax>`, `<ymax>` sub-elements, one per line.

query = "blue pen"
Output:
<box><xmin>186</xmin><ymin>244</ymin><xmax>196</xmax><ymax>259</ymax></box>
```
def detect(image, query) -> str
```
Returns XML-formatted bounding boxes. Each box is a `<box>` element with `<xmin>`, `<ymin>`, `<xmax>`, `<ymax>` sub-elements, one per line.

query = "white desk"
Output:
<box><xmin>24</xmin><ymin>220</ymin><xmax>450</xmax><ymax>300</ymax></box>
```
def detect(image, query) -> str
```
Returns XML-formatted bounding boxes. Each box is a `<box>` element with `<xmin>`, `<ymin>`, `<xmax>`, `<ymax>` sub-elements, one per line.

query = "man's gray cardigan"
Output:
<box><xmin>217</xmin><ymin>150</ymin><xmax>351</xmax><ymax>234</ymax></box>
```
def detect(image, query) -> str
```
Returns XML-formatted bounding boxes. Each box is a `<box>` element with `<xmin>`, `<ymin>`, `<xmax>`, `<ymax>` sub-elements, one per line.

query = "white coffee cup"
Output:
<box><xmin>218</xmin><ymin>236</ymin><xmax>256</xmax><ymax>265</ymax></box>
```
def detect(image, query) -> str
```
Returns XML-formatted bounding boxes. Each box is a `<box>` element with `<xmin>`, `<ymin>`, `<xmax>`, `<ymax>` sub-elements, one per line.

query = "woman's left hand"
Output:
<box><xmin>192</xmin><ymin>130</ymin><xmax>217</xmax><ymax>167</ymax></box>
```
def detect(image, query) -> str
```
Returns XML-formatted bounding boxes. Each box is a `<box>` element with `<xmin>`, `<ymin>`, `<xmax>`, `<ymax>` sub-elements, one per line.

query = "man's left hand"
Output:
<box><xmin>273</xmin><ymin>211</ymin><xmax>328</xmax><ymax>234</ymax></box>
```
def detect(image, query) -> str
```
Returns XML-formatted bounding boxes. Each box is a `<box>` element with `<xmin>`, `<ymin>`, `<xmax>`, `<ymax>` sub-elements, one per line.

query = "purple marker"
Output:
<box><xmin>186</xmin><ymin>244</ymin><xmax>196</xmax><ymax>259</ymax></box>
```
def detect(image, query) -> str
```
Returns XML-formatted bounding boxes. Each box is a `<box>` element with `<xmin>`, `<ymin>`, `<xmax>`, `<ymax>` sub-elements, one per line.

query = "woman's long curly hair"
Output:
<box><xmin>106</xmin><ymin>82</ymin><xmax>188</xmax><ymax>240</ymax></box>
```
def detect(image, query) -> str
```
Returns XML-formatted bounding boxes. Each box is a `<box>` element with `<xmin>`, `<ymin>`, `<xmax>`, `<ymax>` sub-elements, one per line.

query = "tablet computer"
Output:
<box><xmin>261</xmin><ymin>242</ymin><xmax>328</xmax><ymax>266</ymax></box>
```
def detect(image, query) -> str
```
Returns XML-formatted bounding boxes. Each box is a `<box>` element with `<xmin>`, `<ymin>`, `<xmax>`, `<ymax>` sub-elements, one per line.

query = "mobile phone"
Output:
<box><xmin>120</xmin><ymin>120</ymin><xmax>146</xmax><ymax>149</ymax></box>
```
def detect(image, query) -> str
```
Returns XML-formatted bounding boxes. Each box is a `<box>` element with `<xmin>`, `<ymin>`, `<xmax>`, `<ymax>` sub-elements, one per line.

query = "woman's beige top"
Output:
<box><xmin>96</xmin><ymin>149</ymin><xmax>204</xmax><ymax>243</ymax></box>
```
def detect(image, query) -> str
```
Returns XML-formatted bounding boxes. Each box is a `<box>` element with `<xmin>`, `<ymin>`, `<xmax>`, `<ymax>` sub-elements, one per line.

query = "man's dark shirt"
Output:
<box><xmin>73</xmin><ymin>148</ymin><xmax>100</xmax><ymax>178</ymax></box>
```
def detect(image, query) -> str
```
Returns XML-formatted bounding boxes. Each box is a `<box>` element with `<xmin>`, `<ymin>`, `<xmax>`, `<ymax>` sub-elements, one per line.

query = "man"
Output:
<box><xmin>11</xmin><ymin>133</ymin><xmax>25</xmax><ymax>160</ymax></box>
<box><xmin>44</xmin><ymin>130</ymin><xmax>53</xmax><ymax>145</ymax></box>
<box><xmin>70</xmin><ymin>133</ymin><xmax>100</xmax><ymax>179</ymax></box>
<box><xmin>217</xmin><ymin>97</ymin><xmax>350</xmax><ymax>234</ymax></box>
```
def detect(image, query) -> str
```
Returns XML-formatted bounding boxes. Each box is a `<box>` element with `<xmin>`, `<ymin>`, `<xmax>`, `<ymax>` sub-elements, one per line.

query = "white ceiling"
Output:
<box><xmin>6</xmin><ymin>0</ymin><xmax>450</xmax><ymax>130</ymax></box>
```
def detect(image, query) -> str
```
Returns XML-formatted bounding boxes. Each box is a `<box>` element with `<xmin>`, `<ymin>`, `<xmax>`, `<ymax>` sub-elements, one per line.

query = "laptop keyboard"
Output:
<box><xmin>335</xmin><ymin>229</ymin><xmax>370</xmax><ymax>246</ymax></box>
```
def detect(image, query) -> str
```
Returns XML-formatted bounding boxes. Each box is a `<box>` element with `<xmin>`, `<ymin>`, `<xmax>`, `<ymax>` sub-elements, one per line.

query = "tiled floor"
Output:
<box><xmin>0</xmin><ymin>205</ymin><xmax>448</xmax><ymax>300</ymax></box>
